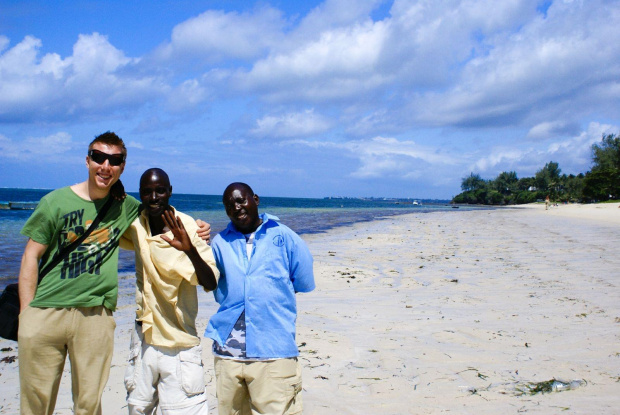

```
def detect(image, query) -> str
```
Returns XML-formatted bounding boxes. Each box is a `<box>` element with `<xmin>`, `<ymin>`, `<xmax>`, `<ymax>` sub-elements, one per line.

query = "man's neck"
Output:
<box><xmin>71</xmin><ymin>181</ymin><xmax>109</xmax><ymax>201</ymax></box>
<box><xmin>148</xmin><ymin>217</ymin><xmax>166</xmax><ymax>236</ymax></box>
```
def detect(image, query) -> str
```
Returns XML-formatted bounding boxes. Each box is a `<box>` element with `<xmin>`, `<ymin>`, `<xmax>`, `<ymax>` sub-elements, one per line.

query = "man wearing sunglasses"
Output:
<box><xmin>16</xmin><ymin>132</ymin><xmax>210</xmax><ymax>415</ymax></box>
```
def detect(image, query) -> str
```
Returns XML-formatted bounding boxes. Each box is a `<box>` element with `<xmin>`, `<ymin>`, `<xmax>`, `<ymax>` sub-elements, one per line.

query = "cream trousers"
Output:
<box><xmin>124</xmin><ymin>323</ymin><xmax>209</xmax><ymax>415</ymax></box>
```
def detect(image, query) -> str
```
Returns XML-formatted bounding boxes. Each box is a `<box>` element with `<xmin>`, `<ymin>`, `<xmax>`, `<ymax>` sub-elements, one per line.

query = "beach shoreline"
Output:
<box><xmin>1</xmin><ymin>202</ymin><xmax>619</xmax><ymax>414</ymax></box>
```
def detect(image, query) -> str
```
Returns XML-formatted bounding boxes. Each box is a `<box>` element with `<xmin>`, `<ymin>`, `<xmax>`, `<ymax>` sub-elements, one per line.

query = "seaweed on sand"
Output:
<box><xmin>515</xmin><ymin>378</ymin><xmax>586</xmax><ymax>395</ymax></box>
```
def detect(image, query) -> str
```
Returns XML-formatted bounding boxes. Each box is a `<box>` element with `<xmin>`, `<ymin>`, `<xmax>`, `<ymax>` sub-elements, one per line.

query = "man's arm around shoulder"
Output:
<box><xmin>18</xmin><ymin>239</ymin><xmax>48</xmax><ymax>312</ymax></box>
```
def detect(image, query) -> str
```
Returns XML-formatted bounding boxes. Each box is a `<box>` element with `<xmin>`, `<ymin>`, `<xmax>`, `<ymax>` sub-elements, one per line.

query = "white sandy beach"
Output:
<box><xmin>1</xmin><ymin>202</ymin><xmax>619</xmax><ymax>414</ymax></box>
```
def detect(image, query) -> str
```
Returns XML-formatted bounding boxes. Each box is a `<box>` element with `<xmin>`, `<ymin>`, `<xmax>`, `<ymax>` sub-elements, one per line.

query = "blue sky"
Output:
<box><xmin>1</xmin><ymin>0</ymin><xmax>619</xmax><ymax>199</ymax></box>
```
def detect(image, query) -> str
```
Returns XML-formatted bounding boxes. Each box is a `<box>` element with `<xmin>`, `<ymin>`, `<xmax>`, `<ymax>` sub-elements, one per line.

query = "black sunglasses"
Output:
<box><xmin>88</xmin><ymin>149</ymin><xmax>125</xmax><ymax>166</ymax></box>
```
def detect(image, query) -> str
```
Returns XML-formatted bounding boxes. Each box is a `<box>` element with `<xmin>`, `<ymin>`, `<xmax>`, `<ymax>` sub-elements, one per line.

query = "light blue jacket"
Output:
<box><xmin>205</xmin><ymin>213</ymin><xmax>315</xmax><ymax>358</ymax></box>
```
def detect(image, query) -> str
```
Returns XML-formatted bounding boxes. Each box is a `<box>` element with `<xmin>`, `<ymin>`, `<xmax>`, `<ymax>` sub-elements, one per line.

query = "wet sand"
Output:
<box><xmin>1</xmin><ymin>202</ymin><xmax>619</xmax><ymax>414</ymax></box>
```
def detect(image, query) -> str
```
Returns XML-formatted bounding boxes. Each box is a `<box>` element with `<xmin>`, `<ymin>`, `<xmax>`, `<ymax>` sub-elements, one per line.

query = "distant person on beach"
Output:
<box><xmin>16</xmin><ymin>133</ymin><xmax>210</xmax><ymax>415</ymax></box>
<box><xmin>120</xmin><ymin>168</ymin><xmax>219</xmax><ymax>415</ymax></box>
<box><xmin>205</xmin><ymin>182</ymin><xmax>315</xmax><ymax>415</ymax></box>
<box><xmin>545</xmin><ymin>195</ymin><xmax>550</xmax><ymax>210</ymax></box>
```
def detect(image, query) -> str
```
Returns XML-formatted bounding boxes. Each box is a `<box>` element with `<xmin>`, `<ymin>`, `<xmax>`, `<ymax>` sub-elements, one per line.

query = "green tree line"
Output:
<box><xmin>452</xmin><ymin>133</ymin><xmax>620</xmax><ymax>205</ymax></box>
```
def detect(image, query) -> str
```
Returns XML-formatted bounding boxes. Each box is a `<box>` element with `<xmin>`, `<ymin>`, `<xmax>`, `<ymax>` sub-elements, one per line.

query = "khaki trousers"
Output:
<box><xmin>214</xmin><ymin>357</ymin><xmax>303</xmax><ymax>415</ymax></box>
<box><xmin>18</xmin><ymin>305</ymin><xmax>116</xmax><ymax>415</ymax></box>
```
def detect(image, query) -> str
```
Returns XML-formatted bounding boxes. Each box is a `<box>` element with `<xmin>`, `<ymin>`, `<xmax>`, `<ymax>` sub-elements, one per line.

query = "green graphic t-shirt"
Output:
<box><xmin>21</xmin><ymin>187</ymin><xmax>141</xmax><ymax>311</ymax></box>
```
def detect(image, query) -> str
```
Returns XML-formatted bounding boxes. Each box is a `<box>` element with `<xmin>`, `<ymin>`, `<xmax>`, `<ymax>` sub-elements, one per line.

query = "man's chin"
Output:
<box><xmin>147</xmin><ymin>208</ymin><xmax>166</xmax><ymax>217</ymax></box>
<box><xmin>95</xmin><ymin>182</ymin><xmax>113</xmax><ymax>192</ymax></box>
<box><xmin>232</xmin><ymin>221</ymin><xmax>249</xmax><ymax>232</ymax></box>
<box><xmin>95</xmin><ymin>177</ymin><xmax>116</xmax><ymax>189</ymax></box>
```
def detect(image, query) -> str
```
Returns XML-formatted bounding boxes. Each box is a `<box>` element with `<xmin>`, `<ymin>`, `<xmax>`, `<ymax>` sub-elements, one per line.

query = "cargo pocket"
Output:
<box><xmin>274</xmin><ymin>358</ymin><xmax>303</xmax><ymax>415</ymax></box>
<box><xmin>124</xmin><ymin>345</ymin><xmax>141</xmax><ymax>392</ymax></box>
<box><xmin>178</xmin><ymin>346</ymin><xmax>206</xmax><ymax>396</ymax></box>
<box><xmin>286</xmin><ymin>382</ymin><xmax>303</xmax><ymax>415</ymax></box>
<box><xmin>288</xmin><ymin>377</ymin><xmax>303</xmax><ymax>415</ymax></box>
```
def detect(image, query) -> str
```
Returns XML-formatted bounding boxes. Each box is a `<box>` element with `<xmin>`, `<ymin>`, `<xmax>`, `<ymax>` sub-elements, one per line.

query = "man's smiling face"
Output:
<box><xmin>86</xmin><ymin>143</ymin><xmax>125</xmax><ymax>193</ymax></box>
<box><xmin>139</xmin><ymin>170</ymin><xmax>172</xmax><ymax>219</ymax></box>
<box><xmin>223</xmin><ymin>185</ymin><xmax>261</xmax><ymax>234</ymax></box>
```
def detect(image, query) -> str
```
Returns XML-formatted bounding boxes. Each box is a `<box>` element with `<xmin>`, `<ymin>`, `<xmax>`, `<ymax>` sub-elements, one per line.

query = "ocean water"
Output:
<box><xmin>0</xmin><ymin>187</ymin><xmax>473</xmax><ymax>289</ymax></box>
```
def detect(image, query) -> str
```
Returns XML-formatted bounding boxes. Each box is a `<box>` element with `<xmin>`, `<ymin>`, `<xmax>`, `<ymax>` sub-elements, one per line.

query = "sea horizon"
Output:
<box><xmin>0</xmin><ymin>185</ymin><xmax>452</xmax><ymax>203</ymax></box>
<box><xmin>0</xmin><ymin>187</ymin><xmax>478</xmax><ymax>289</ymax></box>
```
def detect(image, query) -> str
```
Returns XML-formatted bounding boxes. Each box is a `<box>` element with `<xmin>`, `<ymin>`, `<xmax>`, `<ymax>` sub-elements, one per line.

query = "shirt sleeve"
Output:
<box><xmin>287</xmin><ymin>231</ymin><xmax>315</xmax><ymax>293</ymax></box>
<box><xmin>125</xmin><ymin>195</ymin><xmax>142</xmax><ymax>222</ymax></box>
<box><xmin>190</xmin><ymin>226</ymin><xmax>220</xmax><ymax>285</ymax></box>
<box><xmin>20</xmin><ymin>197</ymin><xmax>55</xmax><ymax>245</ymax></box>
<box><xmin>118</xmin><ymin>219</ymin><xmax>139</xmax><ymax>251</ymax></box>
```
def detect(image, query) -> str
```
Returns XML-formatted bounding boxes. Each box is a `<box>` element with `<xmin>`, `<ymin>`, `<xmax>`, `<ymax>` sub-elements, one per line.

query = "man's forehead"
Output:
<box><xmin>225</xmin><ymin>187</ymin><xmax>250</xmax><ymax>199</ymax></box>
<box><xmin>91</xmin><ymin>142</ymin><xmax>124</xmax><ymax>154</ymax></box>
<box><xmin>140</xmin><ymin>173</ymin><xmax>170</xmax><ymax>188</ymax></box>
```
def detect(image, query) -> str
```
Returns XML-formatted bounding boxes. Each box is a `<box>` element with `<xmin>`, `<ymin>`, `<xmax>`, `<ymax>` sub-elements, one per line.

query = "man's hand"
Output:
<box><xmin>163</xmin><ymin>215</ymin><xmax>218</xmax><ymax>291</ymax></box>
<box><xmin>18</xmin><ymin>239</ymin><xmax>48</xmax><ymax>312</ymax></box>
<box><xmin>110</xmin><ymin>179</ymin><xmax>127</xmax><ymax>201</ymax></box>
<box><xmin>161</xmin><ymin>210</ymin><xmax>193</xmax><ymax>252</ymax></box>
<box><xmin>196</xmin><ymin>219</ymin><xmax>211</xmax><ymax>243</ymax></box>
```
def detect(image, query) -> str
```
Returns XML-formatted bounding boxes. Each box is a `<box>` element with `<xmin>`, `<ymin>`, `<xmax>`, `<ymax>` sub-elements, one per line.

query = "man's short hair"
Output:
<box><xmin>140</xmin><ymin>168</ymin><xmax>171</xmax><ymax>189</ymax></box>
<box><xmin>222</xmin><ymin>182</ymin><xmax>254</xmax><ymax>201</ymax></box>
<box><xmin>88</xmin><ymin>131</ymin><xmax>127</xmax><ymax>157</ymax></box>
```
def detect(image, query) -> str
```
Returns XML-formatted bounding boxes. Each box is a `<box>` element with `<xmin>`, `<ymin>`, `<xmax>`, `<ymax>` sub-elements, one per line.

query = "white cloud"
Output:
<box><xmin>69</xmin><ymin>33</ymin><xmax>131</xmax><ymax>76</ymax></box>
<box><xmin>412</xmin><ymin>0</ymin><xmax>620</xmax><ymax>127</ymax></box>
<box><xmin>155</xmin><ymin>6</ymin><xmax>285</xmax><ymax>64</ymax></box>
<box><xmin>294</xmin><ymin>135</ymin><xmax>458</xmax><ymax>179</ymax></box>
<box><xmin>219</xmin><ymin>0</ymin><xmax>620</xmax><ymax>138</ymax></box>
<box><xmin>127</xmin><ymin>141</ymin><xmax>144</xmax><ymax>149</ymax></box>
<box><xmin>471</xmin><ymin>148</ymin><xmax>529</xmax><ymax>173</ymax></box>
<box><xmin>544</xmin><ymin>122</ymin><xmax>618</xmax><ymax>171</ymax></box>
<box><xmin>0</xmin><ymin>132</ymin><xmax>75</xmax><ymax>159</ymax></box>
<box><xmin>250</xmin><ymin>109</ymin><xmax>331</xmax><ymax>139</ymax></box>
<box><xmin>166</xmin><ymin>78</ymin><xmax>210</xmax><ymax>112</ymax></box>
<box><xmin>527</xmin><ymin>121</ymin><xmax>581</xmax><ymax>140</ymax></box>
<box><xmin>0</xmin><ymin>34</ymin><xmax>167</xmax><ymax>121</ymax></box>
<box><xmin>233</xmin><ymin>0</ymin><xmax>544</xmax><ymax>106</ymax></box>
<box><xmin>384</xmin><ymin>0</ymin><xmax>540</xmax><ymax>86</ymax></box>
<box><xmin>234</xmin><ymin>18</ymin><xmax>391</xmax><ymax>101</ymax></box>
<box><xmin>470</xmin><ymin>122</ymin><xmax>619</xmax><ymax>177</ymax></box>
<box><xmin>3</xmin><ymin>0</ymin><xmax>618</xmax><ymax>135</ymax></box>
<box><xmin>292</xmin><ymin>0</ymin><xmax>386</xmax><ymax>41</ymax></box>
<box><xmin>203</xmin><ymin>0</ymin><xmax>618</xmax><ymax>136</ymax></box>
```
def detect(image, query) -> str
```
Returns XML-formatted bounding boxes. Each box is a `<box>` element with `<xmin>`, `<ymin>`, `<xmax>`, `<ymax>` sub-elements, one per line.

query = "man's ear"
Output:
<box><xmin>254</xmin><ymin>194</ymin><xmax>260</xmax><ymax>206</ymax></box>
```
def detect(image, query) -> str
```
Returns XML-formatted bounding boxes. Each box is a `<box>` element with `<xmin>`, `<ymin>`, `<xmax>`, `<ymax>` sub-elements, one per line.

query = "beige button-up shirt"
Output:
<box><xmin>121</xmin><ymin>208</ymin><xmax>219</xmax><ymax>347</ymax></box>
